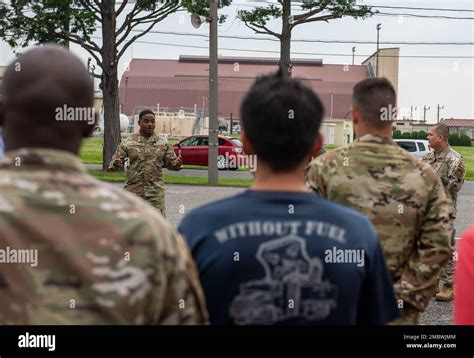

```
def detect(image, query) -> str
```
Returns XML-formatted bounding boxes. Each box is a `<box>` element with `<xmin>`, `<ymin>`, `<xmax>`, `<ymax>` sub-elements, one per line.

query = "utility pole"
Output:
<box><xmin>376</xmin><ymin>24</ymin><xmax>382</xmax><ymax>77</ymax></box>
<box><xmin>410</xmin><ymin>106</ymin><xmax>417</xmax><ymax>120</ymax></box>
<box><xmin>437</xmin><ymin>104</ymin><xmax>445</xmax><ymax>123</ymax></box>
<box><xmin>124</xmin><ymin>76</ymin><xmax>129</xmax><ymax>115</ymax></box>
<box><xmin>208</xmin><ymin>0</ymin><xmax>219</xmax><ymax>185</ymax></box>
<box><xmin>423</xmin><ymin>105</ymin><xmax>431</xmax><ymax>122</ymax></box>
<box><xmin>352</xmin><ymin>46</ymin><xmax>356</xmax><ymax>65</ymax></box>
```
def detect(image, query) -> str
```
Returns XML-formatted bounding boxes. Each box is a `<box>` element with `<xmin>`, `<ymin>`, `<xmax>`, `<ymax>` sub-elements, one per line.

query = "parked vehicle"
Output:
<box><xmin>173</xmin><ymin>135</ymin><xmax>245</xmax><ymax>170</ymax></box>
<box><xmin>394</xmin><ymin>139</ymin><xmax>431</xmax><ymax>159</ymax></box>
<box><xmin>232</xmin><ymin>124</ymin><xmax>241</xmax><ymax>134</ymax></box>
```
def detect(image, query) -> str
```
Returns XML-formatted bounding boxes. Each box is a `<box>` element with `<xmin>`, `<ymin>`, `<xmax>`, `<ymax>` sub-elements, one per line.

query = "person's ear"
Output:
<box><xmin>82</xmin><ymin>110</ymin><xmax>97</xmax><ymax>138</ymax></box>
<box><xmin>310</xmin><ymin>132</ymin><xmax>324</xmax><ymax>158</ymax></box>
<box><xmin>82</xmin><ymin>123</ymin><xmax>95</xmax><ymax>139</ymax></box>
<box><xmin>241</xmin><ymin>131</ymin><xmax>254</xmax><ymax>155</ymax></box>
<box><xmin>351</xmin><ymin>107</ymin><xmax>359</xmax><ymax>126</ymax></box>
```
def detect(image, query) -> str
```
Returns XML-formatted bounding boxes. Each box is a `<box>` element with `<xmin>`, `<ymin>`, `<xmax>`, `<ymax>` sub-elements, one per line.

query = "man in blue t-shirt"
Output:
<box><xmin>179</xmin><ymin>71</ymin><xmax>399</xmax><ymax>325</ymax></box>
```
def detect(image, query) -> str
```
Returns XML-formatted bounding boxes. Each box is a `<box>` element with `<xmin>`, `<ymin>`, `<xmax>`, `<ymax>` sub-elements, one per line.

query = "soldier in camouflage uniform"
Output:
<box><xmin>0</xmin><ymin>45</ymin><xmax>208</xmax><ymax>324</ymax></box>
<box><xmin>423</xmin><ymin>123</ymin><xmax>465</xmax><ymax>302</ymax></box>
<box><xmin>109</xmin><ymin>110</ymin><xmax>182</xmax><ymax>217</ymax></box>
<box><xmin>305</xmin><ymin>78</ymin><xmax>452</xmax><ymax>324</ymax></box>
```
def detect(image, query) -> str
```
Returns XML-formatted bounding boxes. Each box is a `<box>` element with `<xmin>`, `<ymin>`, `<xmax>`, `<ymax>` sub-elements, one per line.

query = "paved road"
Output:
<box><xmin>111</xmin><ymin>181</ymin><xmax>474</xmax><ymax>325</ymax></box>
<box><xmin>86</xmin><ymin>163</ymin><xmax>253</xmax><ymax>179</ymax></box>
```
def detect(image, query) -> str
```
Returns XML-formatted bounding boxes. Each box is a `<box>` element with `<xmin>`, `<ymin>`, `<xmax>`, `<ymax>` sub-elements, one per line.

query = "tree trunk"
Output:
<box><xmin>101</xmin><ymin>1</ymin><xmax>121</xmax><ymax>171</ymax></box>
<box><xmin>280</xmin><ymin>0</ymin><xmax>292</xmax><ymax>78</ymax></box>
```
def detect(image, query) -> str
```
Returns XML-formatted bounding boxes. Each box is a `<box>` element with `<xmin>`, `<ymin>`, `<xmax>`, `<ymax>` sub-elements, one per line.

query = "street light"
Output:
<box><xmin>191</xmin><ymin>1</ymin><xmax>219</xmax><ymax>185</ymax></box>
<box><xmin>352</xmin><ymin>46</ymin><xmax>356</xmax><ymax>65</ymax></box>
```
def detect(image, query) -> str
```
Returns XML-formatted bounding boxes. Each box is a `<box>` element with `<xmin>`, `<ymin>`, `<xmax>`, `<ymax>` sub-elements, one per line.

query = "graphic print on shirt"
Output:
<box><xmin>229</xmin><ymin>235</ymin><xmax>338</xmax><ymax>325</ymax></box>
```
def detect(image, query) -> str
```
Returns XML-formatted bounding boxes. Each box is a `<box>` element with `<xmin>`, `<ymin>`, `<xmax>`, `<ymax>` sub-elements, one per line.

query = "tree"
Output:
<box><xmin>238</xmin><ymin>0</ymin><xmax>374</xmax><ymax>77</ymax></box>
<box><xmin>459</xmin><ymin>134</ymin><xmax>472</xmax><ymax>147</ymax></box>
<box><xmin>417</xmin><ymin>130</ymin><xmax>427</xmax><ymax>140</ymax></box>
<box><xmin>392</xmin><ymin>130</ymin><xmax>402</xmax><ymax>139</ymax></box>
<box><xmin>448</xmin><ymin>134</ymin><xmax>460</xmax><ymax>146</ymax></box>
<box><xmin>401</xmin><ymin>132</ymin><xmax>411</xmax><ymax>139</ymax></box>
<box><xmin>410</xmin><ymin>131</ymin><xmax>419</xmax><ymax>140</ymax></box>
<box><xmin>0</xmin><ymin>0</ymin><xmax>185</xmax><ymax>170</ymax></box>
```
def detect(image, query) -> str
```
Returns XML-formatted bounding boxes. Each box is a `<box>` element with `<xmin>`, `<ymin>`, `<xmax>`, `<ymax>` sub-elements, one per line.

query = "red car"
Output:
<box><xmin>173</xmin><ymin>135</ymin><xmax>245</xmax><ymax>170</ymax></box>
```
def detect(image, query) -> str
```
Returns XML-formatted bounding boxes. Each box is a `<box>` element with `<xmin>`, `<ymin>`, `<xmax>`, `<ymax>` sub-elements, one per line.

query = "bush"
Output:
<box><xmin>417</xmin><ymin>130</ymin><xmax>427</xmax><ymax>140</ymax></box>
<box><xmin>449</xmin><ymin>134</ymin><xmax>460</xmax><ymax>146</ymax></box>
<box><xmin>410</xmin><ymin>131</ymin><xmax>419</xmax><ymax>139</ymax></box>
<box><xmin>459</xmin><ymin>134</ymin><xmax>472</xmax><ymax>146</ymax></box>
<box><xmin>401</xmin><ymin>132</ymin><xmax>411</xmax><ymax>139</ymax></box>
<box><xmin>393</xmin><ymin>130</ymin><xmax>402</xmax><ymax>139</ymax></box>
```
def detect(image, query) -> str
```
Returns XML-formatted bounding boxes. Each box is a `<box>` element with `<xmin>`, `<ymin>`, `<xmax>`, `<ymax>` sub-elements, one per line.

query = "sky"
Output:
<box><xmin>0</xmin><ymin>0</ymin><xmax>473</xmax><ymax>123</ymax></box>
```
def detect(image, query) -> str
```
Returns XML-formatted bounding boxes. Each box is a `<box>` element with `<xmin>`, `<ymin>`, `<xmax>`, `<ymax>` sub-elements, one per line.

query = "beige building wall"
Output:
<box><xmin>322</xmin><ymin>118</ymin><xmax>354</xmax><ymax>146</ymax></box>
<box><xmin>93</xmin><ymin>97</ymin><xmax>103</xmax><ymax>116</ymax></box>
<box><xmin>362</xmin><ymin>48</ymin><xmax>400</xmax><ymax>94</ymax></box>
<box><xmin>394</xmin><ymin>121</ymin><xmax>433</xmax><ymax>135</ymax></box>
<box><xmin>133</xmin><ymin>112</ymin><xmax>207</xmax><ymax>138</ymax></box>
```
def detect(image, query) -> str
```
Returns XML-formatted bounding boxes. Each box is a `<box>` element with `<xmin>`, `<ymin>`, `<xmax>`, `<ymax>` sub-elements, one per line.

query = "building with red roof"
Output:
<box><xmin>118</xmin><ymin>50</ymin><xmax>399</xmax><ymax>145</ymax></box>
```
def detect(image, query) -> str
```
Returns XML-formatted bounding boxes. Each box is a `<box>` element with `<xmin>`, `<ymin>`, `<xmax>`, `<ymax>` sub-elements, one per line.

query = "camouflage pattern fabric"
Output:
<box><xmin>423</xmin><ymin>147</ymin><xmax>465</xmax><ymax>289</ymax></box>
<box><xmin>422</xmin><ymin>147</ymin><xmax>465</xmax><ymax>217</ymax></box>
<box><xmin>108</xmin><ymin>133</ymin><xmax>181</xmax><ymax>216</ymax></box>
<box><xmin>305</xmin><ymin>134</ymin><xmax>452</xmax><ymax>317</ymax></box>
<box><xmin>389</xmin><ymin>304</ymin><xmax>420</xmax><ymax>325</ymax></box>
<box><xmin>0</xmin><ymin>148</ymin><xmax>207</xmax><ymax>325</ymax></box>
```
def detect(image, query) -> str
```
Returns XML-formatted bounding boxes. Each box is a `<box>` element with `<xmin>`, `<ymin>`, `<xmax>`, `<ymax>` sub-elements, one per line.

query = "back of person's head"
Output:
<box><xmin>0</xmin><ymin>44</ymin><xmax>94</xmax><ymax>154</ymax></box>
<box><xmin>240</xmin><ymin>70</ymin><xmax>324</xmax><ymax>173</ymax></box>
<box><xmin>352</xmin><ymin>77</ymin><xmax>396</xmax><ymax>129</ymax></box>
<box><xmin>435</xmin><ymin>123</ymin><xmax>450</xmax><ymax>140</ymax></box>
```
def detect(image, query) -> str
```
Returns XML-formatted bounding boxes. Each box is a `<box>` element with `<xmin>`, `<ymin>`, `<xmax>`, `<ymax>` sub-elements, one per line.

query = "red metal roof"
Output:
<box><xmin>441</xmin><ymin>119</ymin><xmax>474</xmax><ymax>127</ymax></box>
<box><xmin>119</xmin><ymin>57</ymin><xmax>368</xmax><ymax>118</ymax></box>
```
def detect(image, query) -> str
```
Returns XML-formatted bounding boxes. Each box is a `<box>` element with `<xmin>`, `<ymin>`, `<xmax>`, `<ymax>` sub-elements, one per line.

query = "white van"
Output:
<box><xmin>394</xmin><ymin>139</ymin><xmax>431</xmax><ymax>160</ymax></box>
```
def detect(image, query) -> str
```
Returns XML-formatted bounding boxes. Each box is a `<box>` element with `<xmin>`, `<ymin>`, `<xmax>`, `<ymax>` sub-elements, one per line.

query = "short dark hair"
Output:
<box><xmin>435</xmin><ymin>123</ymin><xmax>450</xmax><ymax>139</ymax></box>
<box><xmin>352</xmin><ymin>77</ymin><xmax>396</xmax><ymax>129</ymax></box>
<box><xmin>139</xmin><ymin>109</ymin><xmax>155</xmax><ymax>120</ymax></box>
<box><xmin>240</xmin><ymin>71</ymin><xmax>324</xmax><ymax>173</ymax></box>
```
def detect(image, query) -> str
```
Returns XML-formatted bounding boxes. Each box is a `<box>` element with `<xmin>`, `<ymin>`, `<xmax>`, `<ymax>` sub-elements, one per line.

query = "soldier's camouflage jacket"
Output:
<box><xmin>422</xmin><ymin>147</ymin><xmax>465</xmax><ymax>217</ymax></box>
<box><xmin>0</xmin><ymin>148</ymin><xmax>207</xmax><ymax>324</ymax></box>
<box><xmin>305</xmin><ymin>134</ymin><xmax>452</xmax><ymax>312</ymax></box>
<box><xmin>108</xmin><ymin>133</ymin><xmax>181</xmax><ymax>213</ymax></box>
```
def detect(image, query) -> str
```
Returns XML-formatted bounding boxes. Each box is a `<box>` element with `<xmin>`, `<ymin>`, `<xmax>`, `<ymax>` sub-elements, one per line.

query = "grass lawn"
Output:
<box><xmin>81</xmin><ymin>138</ymin><xmax>474</xmax><ymax>182</ymax></box>
<box><xmin>452</xmin><ymin>146</ymin><xmax>474</xmax><ymax>181</ymax></box>
<box><xmin>80</xmin><ymin>137</ymin><xmax>103</xmax><ymax>164</ymax></box>
<box><xmin>88</xmin><ymin>170</ymin><xmax>252</xmax><ymax>187</ymax></box>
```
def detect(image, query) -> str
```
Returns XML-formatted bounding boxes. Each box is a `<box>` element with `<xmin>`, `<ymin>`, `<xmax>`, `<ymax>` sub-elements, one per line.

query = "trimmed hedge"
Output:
<box><xmin>394</xmin><ymin>131</ymin><xmax>472</xmax><ymax>146</ymax></box>
<box><xmin>417</xmin><ymin>130</ymin><xmax>427</xmax><ymax>140</ymax></box>
<box><xmin>393</xmin><ymin>130</ymin><xmax>402</xmax><ymax>139</ymax></box>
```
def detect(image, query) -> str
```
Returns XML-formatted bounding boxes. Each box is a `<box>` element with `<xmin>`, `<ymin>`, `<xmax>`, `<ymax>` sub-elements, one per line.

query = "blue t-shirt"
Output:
<box><xmin>0</xmin><ymin>130</ymin><xmax>4</xmax><ymax>157</ymax></box>
<box><xmin>179</xmin><ymin>190</ymin><xmax>400</xmax><ymax>325</ymax></box>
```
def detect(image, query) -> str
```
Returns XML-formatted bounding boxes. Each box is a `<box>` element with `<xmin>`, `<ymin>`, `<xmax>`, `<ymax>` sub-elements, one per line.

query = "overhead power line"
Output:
<box><xmin>91</xmin><ymin>36</ymin><xmax>474</xmax><ymax>59</ymax></box>
<box><xmin>120</xmin><ymin>29</ymin><xmax>474</xmax><ymax>46</ymax></box>
<box><xmin>376</xmin><ymin>12</ymin><xmax>474</xmax><ymax>20</ymax></box>
<box><xmin>234</xmin><ymin>2</ymin><xmax>474</xmax><ymax>12</ymax></box>
<box><xmin>365</xmin><ymin>5</ymin><xmax>474</xmax><ymax>13</ymax></box>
